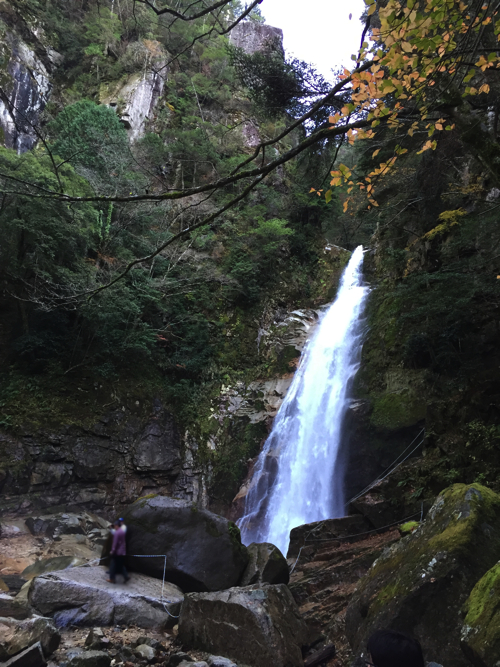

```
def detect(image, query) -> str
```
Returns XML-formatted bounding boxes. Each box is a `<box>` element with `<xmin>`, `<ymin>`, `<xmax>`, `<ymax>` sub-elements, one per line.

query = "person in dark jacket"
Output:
<box><xmin>366</xmin><ymin>629</ymin><xmax>425</xmax><ymax>667</ymax></box>
<box><xmin>107</xmin><ymin>520</ymin><xmax>129</xmax><ymax>584</ymax></box>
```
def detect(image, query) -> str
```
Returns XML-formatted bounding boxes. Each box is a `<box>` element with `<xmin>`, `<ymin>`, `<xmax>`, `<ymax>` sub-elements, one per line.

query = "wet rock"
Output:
<box><xmin>178</xmin><ymin>584</ymin><xmax>307</xmax><ymax>667</ymax></box>
<box><xmin>2</xmin><ymin>641</ymin><xmax>46</xmax><ymax>667</ymax></box>
<box><xmin>461</xmin><ymin>560</ymin><xmax>500</xmax><ymax>666</ymax></box>
<box><xmin>206</xmin><ymin>657</ymin><xmax>237</xmax><ymax>667</ymax></box>
<box><xmin>345</xmin><ymin>483</ymin><xmax>500</xmax><ymax>667</ymax></box>
<box><xmin>0</xmin><ymin>616</ymin><xmax>60</xmax><ymax>661</ymax></box>
<box><xmin>30</xmin><ymin>566</ymin><xmax>182</xmax><ymax>629</ymax></box>
<box><xmin>134</xmin><ymin>644</ymin><xmax>155</xmax><ymax>661</ymax></box>
<box><xmin>166</xmin><ymin>654</ymin><xmax>193</xmax><ymax>666</ymax></box>
<box><xmin>0</xmin><ymin>592</ymin><xmax>31</xmax><ymax>619</ymax></box>
<box><xmin>67</xmin><ymin>650</ymin><xmax>111</xmax><ymax>667</ymax></box>
<box><xmin>84</xmin><ymin>627</ymin><xmax>105</xmax><ymax>650</ymax></box>
<box><xmin>350</xmin><ymin>490</ymin><xmax>405</xmax><ymax>529</ymax></box>
<box><xmin>240</xmin><ymin>542</ymin><xmax>289</xmax><ymax>586</ymax></box>
<box><xmin>287</xmin><ymin>515</ymin><xmax>371</xmax><ymax>558</ymax></box>
<box><xmin>25</xmin><ymin>512</ymin><xmax>106</xmax><ymax>539</ymax></box>
<box><xmin>133</xmin><ymin>636</ymin><xmax>163</xmax><ymax>651</ymax></box>
<box><xmin>22</xmin><ymin>556</ymin><xmax>87</xmax><ymax>579</ymax></box>
<box><xmin>122</xmin><ymin>495</ymin><xmax>248</xmax><ymax>592</ymax></box>
<box><xmin>0</xmin><ymin>25</ymin><xmax>54</xmax><ymax>153</ymax></box>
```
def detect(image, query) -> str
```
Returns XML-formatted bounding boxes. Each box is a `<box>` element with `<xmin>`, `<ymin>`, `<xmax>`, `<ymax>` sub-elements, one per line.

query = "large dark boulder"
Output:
<box><xmin>240</xmin><ymin>542</ymin><xmax>289</xmax><ymax>586</ymax></box>
<box><xmin>345</xmin><ymin>483</ymin><xmax>500</xmax><ymax>667</ymax></box>
<box><xmin>178</xmin><ymin>584</ymin><xmax>308</xmax><ymax>667</ymax></box>
<box><xmin>122</xmin><ymin>495</ymin><xmax>249</xmax><ymax>592</ymax></box>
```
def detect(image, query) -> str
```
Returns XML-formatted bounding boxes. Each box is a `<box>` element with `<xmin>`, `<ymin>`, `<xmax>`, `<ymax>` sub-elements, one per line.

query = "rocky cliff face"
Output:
<box><xmin>0</xmin><ymin>11</ymin><xmax>59</xmax><ymax>152</ymax></box>
<box><xmin>0</xmin><ymin>400</ymin><xmax>194</xmax><ymax>517</ymax></box>
<box><xmin>229</xmin><ymin>22</ymin><xmax>283</xmax><ymax>55</ymax></box>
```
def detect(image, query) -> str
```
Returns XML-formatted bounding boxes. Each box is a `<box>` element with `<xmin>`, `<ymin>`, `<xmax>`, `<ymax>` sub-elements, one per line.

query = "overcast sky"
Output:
<box><xmin>258</xmin><ymin>0</ymin><xmax>367</xmax><ymax>80</ymax></box>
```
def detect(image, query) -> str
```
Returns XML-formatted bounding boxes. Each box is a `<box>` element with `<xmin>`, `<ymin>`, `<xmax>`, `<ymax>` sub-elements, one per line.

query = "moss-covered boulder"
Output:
<box><xmin>461</xmin><ymin>562</ymin><xmax>500</xmax><ymax>666</ymax></box>
<box><xmin>122</xmin><ymin>495</ymin><xmax>249</xmax><ymax>592</ymax></box>
<box><xmin>345</xmin><ymin>483</ymin><xmax>500</xmax><ymax>667</ymax></box>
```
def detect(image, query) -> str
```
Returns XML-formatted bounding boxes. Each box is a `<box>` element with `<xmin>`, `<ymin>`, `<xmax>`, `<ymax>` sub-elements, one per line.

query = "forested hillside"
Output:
<box><xmin>1</xmin><ymin>0</ymin><xmax>500</xmax><ymax>515</ymax></box>
<box><xmin>0</xmin><ymin>0</ymin><xmax>351</xmax><ymax>511</ymax></box>
<box><xmin>3</xmin><ymin>2</ymin><xmax>500</xmax><ymax>666</ymax></box>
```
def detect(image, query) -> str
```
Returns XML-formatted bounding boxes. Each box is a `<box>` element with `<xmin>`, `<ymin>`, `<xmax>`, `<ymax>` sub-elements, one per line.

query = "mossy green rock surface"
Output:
<box><xmin>345</xmin><ymin>483</ymin><xmax>500</xmax><ymax>667</ymax></box>
<box><xmin>122</xmin><ymin>495</ymin><xmax>249</xmax><ymax>592</ymax></box>
<box><xmin>461</xmin><ymin>561</ymin><xmax>500</xmax><ymax>666</ymax></box>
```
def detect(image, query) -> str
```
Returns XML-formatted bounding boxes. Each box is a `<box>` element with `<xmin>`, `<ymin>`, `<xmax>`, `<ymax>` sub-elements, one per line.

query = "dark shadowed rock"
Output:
<box><xmin>2</xmin><ymin>641</ymin><xmax>46</xmax><ymax>667</ymax></box>
<box><xmin>67</xmin><ymin>650</ymin><xmax>111</xmax><ymax>667</ymax></box>
<box><xmin>240</xmin><ymin>542</ymin><xmax>289</xmax><ymax>586</ymax></box>
<box><xmin>122</xmin><ymin>495</ymin><xmax>248</xmax><ymax>591</ymax></box>
<box><xmin>0</xmin><ymin>592</ymin><xmax>31</xmax><ymax>619</ymax></box>
<box><xmin>345</xmin><ymin>483</ymin><xmax>500</xmax><ymax>667</ymax></box>
<box><xmin>30</xmin><ymin>566</ymin><xmax>182</xmax><ymax>629</ymax></box>
<box><xmin>461</xmin><ymin>561</ymin><xmax>500</xmax><ymax>666</ymax></box>
<box><xmin>178</xmin><ymin>584</ymin><xmax>307</xmax><ymax>667</ymax></box>
<box><xmin>0</xmin><ymin>616</ymin><xmax>60</xmax><ymax>661</ymax></box>
<box><xmin>287</xmin><ymin>514</ymin><xmax>370</xmax><ymax>558</ymax></box>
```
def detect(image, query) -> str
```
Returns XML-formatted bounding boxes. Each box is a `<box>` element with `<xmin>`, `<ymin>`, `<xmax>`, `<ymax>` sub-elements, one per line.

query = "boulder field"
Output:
<box><xmin>2</xmin><ymin>484</ymin><xmax>500</xmax><ymax>665</ymax></box>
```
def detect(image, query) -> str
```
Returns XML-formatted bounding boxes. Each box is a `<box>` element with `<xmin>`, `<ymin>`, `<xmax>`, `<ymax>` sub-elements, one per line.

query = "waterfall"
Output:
<box><xmin>237</xmin><ymin>246</ymin><xmax>370</xmax><ymax>556</ymax></box>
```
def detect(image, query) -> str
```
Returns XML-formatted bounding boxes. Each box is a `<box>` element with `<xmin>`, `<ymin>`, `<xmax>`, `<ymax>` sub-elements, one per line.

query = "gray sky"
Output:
<box><xmin>258</xmin><ymin>0</ymin><xmax>367</xmax><ymax>79</ymax></box>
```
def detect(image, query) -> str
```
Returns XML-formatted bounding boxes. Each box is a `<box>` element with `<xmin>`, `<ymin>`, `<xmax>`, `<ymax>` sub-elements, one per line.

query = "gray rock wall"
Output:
<box><xmin>0</xmin><ymin>17</ymin><xmax>59</xmax><ymax>153</ymax></box>
<box><xmin>0</xmin><ymin>400</ymin><xmax>203</xmax><ymax>517</ymax></box>
<box><xmin>229</xmin><ymin>22</ymin><xmax>283</xmax><ymax>55</ymax></box>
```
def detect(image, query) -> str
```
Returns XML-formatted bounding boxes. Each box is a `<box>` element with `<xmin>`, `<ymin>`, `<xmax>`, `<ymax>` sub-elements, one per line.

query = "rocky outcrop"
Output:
<box><xmin>240</xmin><ymin>542</ymin><xmax>289</xmax><ymax>586</ymax></box>
<box><xmin>178</xmin><ymin>584</ymin><xmax>308</xmax><ymax>667</ymax></box>
<box><xmin>287</xmin><ymin>515</ymin><xmax>371</xmax><ymax>558</ymax></box>
<box><xmin>100</xmin><ymin>41</ymin><xmax>166</xmax><ymax>141</ymax></box>
<box><xmin>122</xmin><ymin>495</ymin><xmax>248</xmax><ymax>592</ymax></box>
<box><xmin>0</xmin><ymin>14</ymin><xmax>60</xmax><ymax>153</ymax></box>
<box><xmin>30</xmin><ymin>566</ymin><xmax>183</xmax><ymax>629</ymax></box>
<box><xmin>0</xmin><ymin>615</ymin><xmax>60</xmax><ymax>662</ymax></box>
<box><xmin>0</xmin><ymin>400</ymin><xmax>189</xmax><ymax>516</ymax></box>
<box><xmin>345</xmin><ymin>483</ymin><xmax>500</xmax><ymax>667</ymax></box>
<box><xmin>229</xmin><ymin>22</ymin><xmax>283</xmax><ymax>55</ymax></box>
<box><xmin>461</xmin><ymin>561</ymin><xmax>500</xmax><ymax>666</ymax></box>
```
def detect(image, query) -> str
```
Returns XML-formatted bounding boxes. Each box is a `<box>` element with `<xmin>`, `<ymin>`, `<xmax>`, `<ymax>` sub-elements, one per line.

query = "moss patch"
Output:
<box><xmin>462</xmin><ymin>562</ymin><xmax>500</xmax><ymax>661</ymax></box>
<box><xmin>371</xmin><ymin>392</ymin><xmax>426</xmax><ymax>430</ymax></box>
<box><xmin>399</xmin><ymin>520</ymin><xmax>419</xmax><ymax>535</ymax></box>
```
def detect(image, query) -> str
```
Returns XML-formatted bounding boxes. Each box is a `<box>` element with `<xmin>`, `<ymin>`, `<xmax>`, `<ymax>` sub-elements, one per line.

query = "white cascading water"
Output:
<box><xmin>237</xmin><ymin>245</ymin><xmax>370</xmax><ymax>556</ymax></box>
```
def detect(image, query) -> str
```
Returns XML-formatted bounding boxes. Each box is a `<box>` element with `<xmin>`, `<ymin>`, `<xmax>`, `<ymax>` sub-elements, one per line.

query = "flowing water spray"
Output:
<box><xmin>237</xmin><ymin>246</ymin><xmax>370</xmax><ymax>556</ymax></box>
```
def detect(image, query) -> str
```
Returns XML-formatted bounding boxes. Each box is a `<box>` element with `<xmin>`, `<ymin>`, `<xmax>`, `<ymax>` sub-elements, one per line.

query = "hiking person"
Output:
<box><xmin>107</xmin><ymin>520</ymin><xmax>129</xmax><ymax>584</ymax></box>
<box><xmin>366</xmin><ymin>629</ymin><xmax>425</xmax><ymax>667</ymax></box>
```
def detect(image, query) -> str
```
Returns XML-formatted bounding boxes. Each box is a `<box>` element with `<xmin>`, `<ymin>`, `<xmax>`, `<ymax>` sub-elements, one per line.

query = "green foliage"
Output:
<box><xmin>49</xmin><ymin>101</ymin><xmax>130</xmax><ymax>184</ymax></box>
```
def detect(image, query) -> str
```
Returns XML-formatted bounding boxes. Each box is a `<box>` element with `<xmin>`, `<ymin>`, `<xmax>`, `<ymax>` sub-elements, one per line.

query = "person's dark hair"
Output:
<box><xmin>367</xmin><ymin>629</ymin><xmax>425</xmax><ymax>667</ymax></box>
